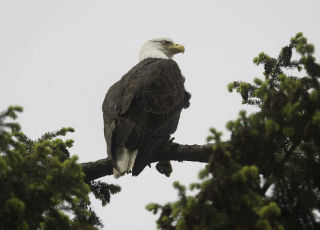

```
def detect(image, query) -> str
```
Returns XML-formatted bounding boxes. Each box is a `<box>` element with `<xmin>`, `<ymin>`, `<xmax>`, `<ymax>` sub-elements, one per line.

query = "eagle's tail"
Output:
<box><xmin>113</xmin><ymin>147</ymin><xmax>138</xmax><ymax>178</ymax></box>
<box><xmin>131</xmin><ymin>136</ymin><xmax>167</xmax><ymax>176</ymax></box>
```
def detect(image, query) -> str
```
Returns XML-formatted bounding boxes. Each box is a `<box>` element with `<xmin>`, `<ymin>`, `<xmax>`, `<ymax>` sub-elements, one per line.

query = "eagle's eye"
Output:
<box><xmin>162</xmin><ymin>40</ymin><xmax>172</xmax><ymax>46</ymax></box>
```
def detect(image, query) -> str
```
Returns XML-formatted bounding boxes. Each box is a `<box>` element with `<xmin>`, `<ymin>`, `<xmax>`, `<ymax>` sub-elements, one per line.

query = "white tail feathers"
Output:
<box><xmin>113</xmin><ymin>148</ymin><xmax>138</xmax><ymax>178</ymax></box>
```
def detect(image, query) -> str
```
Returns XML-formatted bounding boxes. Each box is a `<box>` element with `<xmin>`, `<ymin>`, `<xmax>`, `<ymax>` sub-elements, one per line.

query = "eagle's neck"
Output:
<box><xmin>139</xmin><ymin>50</ymin><xmax>168</xmax><ymax>61</ymax></box>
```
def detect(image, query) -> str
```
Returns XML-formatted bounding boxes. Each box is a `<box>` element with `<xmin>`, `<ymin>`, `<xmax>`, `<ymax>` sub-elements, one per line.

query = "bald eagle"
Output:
<box><xmin>102</xmin><ymin>38</ymin><xmax>190</xmax><ymax>178</ymax></box>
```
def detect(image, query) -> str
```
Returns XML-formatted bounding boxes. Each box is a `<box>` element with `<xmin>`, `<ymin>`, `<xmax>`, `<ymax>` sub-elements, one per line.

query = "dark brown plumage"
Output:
<box><xmin>102</xmin><ymin>58</ymin><xmax>190</xmax><ymax>176</ymax></box>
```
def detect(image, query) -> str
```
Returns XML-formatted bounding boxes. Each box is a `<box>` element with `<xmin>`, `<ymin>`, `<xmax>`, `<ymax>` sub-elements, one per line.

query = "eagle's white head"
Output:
<box><xmin>138</xmin><ymin>38</ymin><xmax>185</xmax><ymax>62</ymax></box>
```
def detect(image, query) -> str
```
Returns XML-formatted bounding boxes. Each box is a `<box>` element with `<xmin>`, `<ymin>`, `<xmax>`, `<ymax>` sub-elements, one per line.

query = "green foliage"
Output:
<box><xmin>0</xmin><ymin>107</ymin><xmax>103</xmax><ymax>229</ymax></box>
<box><xmin>148</xmin><ymin>33</ymin><xmax>320</xmax><ymax>230</ymax></box>
<box><xmin>89</xmin><ymin>181</ymin><xmax>121</xmax><ymax>206</ymax></box>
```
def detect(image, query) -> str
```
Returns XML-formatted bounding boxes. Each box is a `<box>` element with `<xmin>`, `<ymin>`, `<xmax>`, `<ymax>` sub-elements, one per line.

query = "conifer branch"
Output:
<box><xmin>260</xmin><ymin>140</ymin><xmax>301</xmax><ymax>195</ymax></box>
<box><xmin>81</xmin><ymin>142</ymin><xmax>213</xmax><ymax>181</ymax></box>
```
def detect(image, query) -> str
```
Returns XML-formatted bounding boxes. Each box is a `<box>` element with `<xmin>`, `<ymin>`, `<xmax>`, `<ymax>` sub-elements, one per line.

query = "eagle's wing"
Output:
<box><xmin>102</xmin><ymin>59</ymin><xmax>156</xmax><ymax>164</ymax></box>
<box><xmin>102</xmin><ymin>58</ymin><xmax>189</xmax><ymax>176</ymax></box>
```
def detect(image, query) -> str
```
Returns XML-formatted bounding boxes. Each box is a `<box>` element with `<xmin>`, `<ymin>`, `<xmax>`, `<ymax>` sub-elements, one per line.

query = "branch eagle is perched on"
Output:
<box><xmin>102</xmin><ymin>38</ymin><xmax>191</xmax><ymax>178</ymax></box>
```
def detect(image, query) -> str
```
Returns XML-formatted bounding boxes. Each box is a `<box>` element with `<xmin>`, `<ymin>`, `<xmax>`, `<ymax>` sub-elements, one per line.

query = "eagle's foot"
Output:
<box><xmin>156</xmin><ymin>161</ymin><xmax>173</xmax><ymax>177</ymax></box>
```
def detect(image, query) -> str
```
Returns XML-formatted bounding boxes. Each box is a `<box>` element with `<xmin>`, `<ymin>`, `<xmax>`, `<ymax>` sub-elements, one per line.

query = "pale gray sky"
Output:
<box><xmin>1</xmin><ymin>0</ymin><xmax>320</xmax><ymax>229</ymax></box>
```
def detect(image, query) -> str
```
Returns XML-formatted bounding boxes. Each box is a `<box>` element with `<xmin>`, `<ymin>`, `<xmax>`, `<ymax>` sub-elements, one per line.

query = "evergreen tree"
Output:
<box><xmin>147</xmin><ymin>33</ymin><xmax>320</xmax><ymax>230</ymax></box>
<box><xmin>0</xmin><ymin>106</ymin><xmax>120</xmax><ymax>230</ymax></box>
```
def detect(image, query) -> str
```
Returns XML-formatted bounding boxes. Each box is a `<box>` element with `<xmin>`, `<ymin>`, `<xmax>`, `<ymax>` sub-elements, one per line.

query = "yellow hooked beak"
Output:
<box><xmin>167</xmin><ymin>43</ymin><xmax>185</xmax><ymax>54</ymax></box>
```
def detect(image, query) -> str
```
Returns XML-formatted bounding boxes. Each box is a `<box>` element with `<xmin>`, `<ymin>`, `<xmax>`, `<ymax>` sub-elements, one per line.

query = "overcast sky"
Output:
<box><xmin>1</xmin><ymin>0</ymin><xmax>320</xmax><ymax>229</ymax></box>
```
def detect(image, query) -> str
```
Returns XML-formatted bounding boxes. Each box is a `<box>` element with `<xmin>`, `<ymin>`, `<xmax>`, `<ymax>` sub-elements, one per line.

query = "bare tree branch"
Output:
<box><xmin>81</xmin><ymin>142</ymin><xmax>214</xmax><ymax>181</ymax></box>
